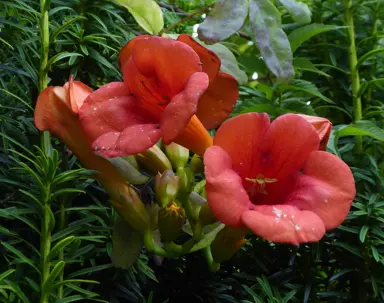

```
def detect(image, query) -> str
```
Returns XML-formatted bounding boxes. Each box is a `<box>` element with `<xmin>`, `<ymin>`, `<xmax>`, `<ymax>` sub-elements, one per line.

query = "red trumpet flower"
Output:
<box><xmin>204</xmin><ymin>113</ymin><xmax>355</xmax><ymax>245</ymax></box>
<box><xmin>34</xmin><ymin>78</ymin><xmax>150</xmax><ymax>231</ymax></box>
<box><xmin>78</xmin><ymin>34</ymin><xmax>238</xmax><ymax>157</ymax></box>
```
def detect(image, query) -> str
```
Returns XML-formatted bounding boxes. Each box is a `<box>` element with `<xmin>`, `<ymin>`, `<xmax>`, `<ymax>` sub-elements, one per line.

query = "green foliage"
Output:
<box><xmin>1</xmin><ymin>0</ymin><xmax>384</xmax><ymax>302</ymax></box>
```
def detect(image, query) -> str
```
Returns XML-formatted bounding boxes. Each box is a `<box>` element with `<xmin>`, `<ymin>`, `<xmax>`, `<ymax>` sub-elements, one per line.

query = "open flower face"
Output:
<box><xmin>204</xmin><ymin>113</ymin><xmax>356</xmax><ymax>245</ymax></box>
<box><xmin>78</xmin><ymin>35</ymin><xmax>238</xmax><ymax>158</ymax></box>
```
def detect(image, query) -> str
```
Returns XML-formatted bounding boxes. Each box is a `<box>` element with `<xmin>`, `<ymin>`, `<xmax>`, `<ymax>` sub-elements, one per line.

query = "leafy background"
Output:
<box><xmin>1</xmin><ymin>0</ymin><xmax>384</xmax><ymax>302</ymax></box>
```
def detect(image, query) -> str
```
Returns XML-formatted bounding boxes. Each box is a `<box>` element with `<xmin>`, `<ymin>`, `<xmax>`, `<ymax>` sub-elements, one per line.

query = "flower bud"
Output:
<box><xmin>108</xmin><ymin>157</ymin><xmax>149</xmax><ymax>185</ymax></box>
<box><xmin>110</xmin><ymin>185</ymin><xmax>150</xmax><ymax>233</ymax></box>
<box><xmin>122</xmin><ymin>155</ymin><xmax>139</xmax><ymax>169</ymax></box>
<box><xmin>211</xmin><ymin>226</ymin><xmax>247</xmax><ymax>263</ymax></box>
<box><xmin>155</xmin><ymin>169</ymin><xmax>180</xmax><ymax>207</ymax></box>
<box><xmin>158</xmin><ymin>202</ymin><xmax>186</xmax><ymax>241</ymax></box>
<box><xmin>176</xmin><ymin>167</ymin><xmax>194</xmax><ymax>196</ymax></box>
<box><xmin>190</xmin><ymin>154</ymin><xmax>204</xmax><ymax>173</ymax></box>
<box><xmin>298</xmin><ymin>114</ymin><xmax>332</xmax><ymax>150</ymax></box>
<box><xmin>136</xmin><ymin>144</ymin><xmax>172</xmax><ymax>174</ymax></box>
<box><xmin>164</xmin><ymin>142</ymin><xmax>190</xmax><ymax>169</ymax></box>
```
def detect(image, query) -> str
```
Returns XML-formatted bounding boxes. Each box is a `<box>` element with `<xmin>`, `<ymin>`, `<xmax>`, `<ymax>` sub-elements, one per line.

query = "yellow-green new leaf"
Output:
<box><xmin>115</xmin><ymin>0</ymin><xmax>164</xmax><ymax>34</ymax></box>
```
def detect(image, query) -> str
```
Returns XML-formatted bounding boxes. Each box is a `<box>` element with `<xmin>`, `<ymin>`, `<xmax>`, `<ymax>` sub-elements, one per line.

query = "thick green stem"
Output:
<box><xmin>202</xmin><ymin>247</ymin><xmax>220</xmax><ymax>272</ymax></box>
<box><xmin>39</xmin><ymin>1</ymin><xmax>52</xmax><ymax>302</ymax></box>
<box><xmin>57</xmin><ymin>144</ymin><xmax>68</xmax><ymax>299</ymax></box>
<box><xmin>39</xmin><ymin>0</ymin><xmax>51</xmax><ymax>155</ymax></box>
<box><xmin>40</xmin><ymin>204</ymin><xmax>52</xmax><ymax>303</ymax></box>
<box><xmin>143</xmin><ymin>229</ymin><xmax>170</xmax><ymax>257</ymax></box>
<box><xmin>344</xmin><ymin>0</ymin><xmax>362</xmax><ymax>150</ymax></box>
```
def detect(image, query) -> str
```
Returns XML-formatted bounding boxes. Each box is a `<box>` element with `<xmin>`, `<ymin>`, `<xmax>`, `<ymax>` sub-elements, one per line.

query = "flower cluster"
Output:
<box><xmin>34</xmin><ymin>34</ymin><xmax>355</xmax><ymax>264</ymax></box>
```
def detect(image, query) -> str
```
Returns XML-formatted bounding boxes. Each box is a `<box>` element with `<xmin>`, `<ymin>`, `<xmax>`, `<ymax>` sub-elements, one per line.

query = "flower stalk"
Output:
<box><xmin>344</xmin><ymin>0</ymin><xmax>362</xmax><ymax>150</ymax></box>
<box><xmin>39</xmin><ymin>0</ymin><xmax>51</xmax><ymax>155</ymax></box>
<box><xmin>38</xmin><ymin>1</ymin><xmax>53</xmax><ymax>302</ymax></box>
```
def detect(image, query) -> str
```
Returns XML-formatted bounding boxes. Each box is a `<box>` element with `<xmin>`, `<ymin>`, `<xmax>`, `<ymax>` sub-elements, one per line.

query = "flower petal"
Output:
<box><xmin>79</xmin><ymin>82</ymin><xmax>157</xmax><ymax>144</ymax></box>
<box><xmin>161</xmin><ymin>72</ymin><xmax>209</xmax><ymax>144</ymax></box>
<box><xmin>92</xmin><ymin>124</ymin><xmax>161</xmax><ymax>157</ymax></box>
<box><xmin>177</xmin><ymin>34</ymin><xmax>220</xmax><ymax>81</ymax></box>
<box><xmin>173</xmin><ymin>115</ymin><xmax>213</xmax><ymax>157</ymax></box>
<box><xmin>35</xmin><ymin>86</ymin><xmax>72</xmax><ymax>135</ymax></box>
<box><xmin>242</xmin><ymin>205</ymin><xmax>326</xmax><ymax>245</ymax></box>
<box><xmin>204</xmin><ymin>145</ymin><xmax>251</xmax><ymax>227</ymax></box>
<box><xmin>261</xmin><ymin>114</ymin><xmax>320</xmax><ymax>180</ymax></box>
<box><xmin>298</xmin><ymin>114</ymin><xmax>332</xmax><ymax>150</ymax></box>
<box><xmin>196</xmin><ymin>71</ymin><xmax>239</xmax><ymax>129</ymax></box>
<box><xmin>63</xmin><ymin>76</ymin><xmax>93</xmax><ymax>113</ymax></box>
<box><xmin>284</xmin><ymin>151</ymin><xmax>356</xmax><ymax>230</ymax></box>
<box><xmin>119</xmin><ymin>35</ymin><xmax>150</xmax><ymax>70</ymax></box>
<box><xmin>213</xmin><ymin>113</ymin><xmax>270</xmax><ymax>179</ymax></box>
<box><xmin>128</xmin><ymin>36</ymin><xmax>202</xmax><ymax>96</ymax></box>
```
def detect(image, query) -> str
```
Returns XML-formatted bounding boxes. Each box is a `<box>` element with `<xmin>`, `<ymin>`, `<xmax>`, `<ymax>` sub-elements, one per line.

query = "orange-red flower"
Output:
<box><xmin>78</xmin><ymin>34</ymin><xmax>238</xmax><ymax>157</ymax></box>
<box><xmin>204</xmin><ymin>113</ymin><xmax>356</xmax><ymax>245</ymax></box>
<box><xmin>34</xmin><ymin>78</ymin><xmax>150</xmax><ymax>231</ymax></box>
<box><xmin>298</xmin><ymin>114</ymin><xmax>332</xmax><ymax>150</ymax></box>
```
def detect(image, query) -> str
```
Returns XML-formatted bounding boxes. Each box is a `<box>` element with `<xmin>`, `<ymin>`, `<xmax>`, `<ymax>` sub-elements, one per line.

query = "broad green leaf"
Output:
<box><xmin>339</xmin><ymin>121</ymin><xmax>384</xmax><ymax>141</ymax></box>
<box><xmin>279</xmin><ymin>0</ymin><xmax>311</xmax><ymax>24</ymax></box>
<box><xmin>204</xmin><ymin>43</ymin><xmax>248</xmax><ymax>84</ymax></box>
<box><xmin>111</xmin><ymin>216</ymin><xmax>143</xmax><ymax>269</ymax></box>
<box><xmin>240</xmin><ymin>104</ymin><xmax>277</xmax><ymax>115</ymax></box>
<box><xmin>293</xmin><ymin>57</ymin><xmax>331</xmax><ymax>77</ymax></box>
<box><xmin>282</xmin><ymin>79</ymin><xmax>332</xmax><ymax>103</ymax></box>
<box><xmin>198</xmin><ymin>0</ymin><xmax>248</xmax><ymax>44</ymax></box>
<box><xmin>115</xmin><ymin>0</ymin><xmax>163</xmax><ymax>35</ymax></box>
<box><xmin>289</xmin><ymin>24</ymin><xmax>344</xmax><ymax>53</ymax></box>
<box><xmin>249</xmin><ymin>0</ymin><xmax>294</xmax><ymax>81</ymax></box>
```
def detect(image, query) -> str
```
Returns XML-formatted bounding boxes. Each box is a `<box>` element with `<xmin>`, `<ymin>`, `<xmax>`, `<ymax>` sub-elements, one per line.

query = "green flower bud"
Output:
<box><xmin>108</xmin><ymin>157</ymin><xmax>149</xmax><ymax>185</ymax></box>
<box><xmin>136</xmin><ymin>144</ymin><xmax>172</xmax><ymax>174</ymax></box>
<box><xmin>122</xmin><ymin>155</ymin><xmax>139</xmax><ymax>169</ymax></box>
<box><xmin>158</xmin><ymin>202</ymin><xmax>186</xmax><ymax>241</ymax></box>
<box><xmin>155</xmin><ymin>169</ymin><xmax>180</xmax><ymax>207</ymax></box>
<box><xmin>164</xmin><ymin>142</ymin><xmax>190</xmax><ymax>170</ymax></box>
<box><xmin>176</xmin><ymin>167</ymin><xmax>194</xmax><ymax>196</ymax></box>
<box><xmin>190</xmin><ymin>154</ymin><xmax>204</xmax><ymax>173</ymax></box>
<box><xmin>211</xmin><ymin>226</ymin><xmax>247</xmax><ymax>263</ymax></box>
<box><xmin>111</xmin><ymin>185</ymin><xmax>150</xmax><ymax>233</ymax></box>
